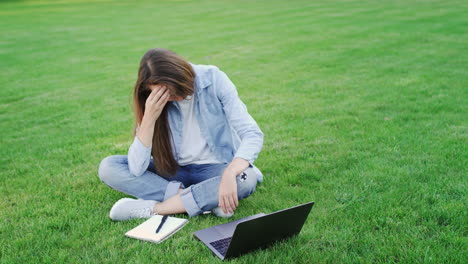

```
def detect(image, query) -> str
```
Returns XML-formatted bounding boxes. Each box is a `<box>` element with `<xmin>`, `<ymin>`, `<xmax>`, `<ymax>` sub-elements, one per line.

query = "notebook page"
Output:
<box><xmin>125</xmin><ymin>215</ymin><xmax>189</xmax><ymax>243</ymax></box>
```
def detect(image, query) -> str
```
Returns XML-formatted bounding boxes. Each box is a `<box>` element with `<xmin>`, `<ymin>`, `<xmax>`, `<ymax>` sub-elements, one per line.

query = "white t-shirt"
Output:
<box><xmin>175</xmin><ymin>95</ymin><xmax>222</xmax><ymax>166</ymax></box>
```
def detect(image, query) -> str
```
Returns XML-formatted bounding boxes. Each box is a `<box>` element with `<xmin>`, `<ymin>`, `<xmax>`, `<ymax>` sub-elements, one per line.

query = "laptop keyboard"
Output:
<box><xmin>209</xmin><ymin>237</ymin><xmax>232</xmax><ymax>256</ymax></box>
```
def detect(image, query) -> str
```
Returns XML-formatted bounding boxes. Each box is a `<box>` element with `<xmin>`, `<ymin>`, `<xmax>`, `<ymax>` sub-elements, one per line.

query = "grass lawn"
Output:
<box><xmin>0</xmin><ymin>0</ymin><xmax>466</xmax><ymax>263</ymax></box>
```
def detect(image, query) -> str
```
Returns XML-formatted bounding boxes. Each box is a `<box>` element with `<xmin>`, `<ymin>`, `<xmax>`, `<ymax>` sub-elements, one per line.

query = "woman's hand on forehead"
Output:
<box><xmin>149</xmin><ymin>84</ymin><xmax>167</xmax><ymax>92</ymax></box>
<box><xmin>149</xmin><ymin>84</ymin><xmax>184</xmax><ymax>102</ymax></box>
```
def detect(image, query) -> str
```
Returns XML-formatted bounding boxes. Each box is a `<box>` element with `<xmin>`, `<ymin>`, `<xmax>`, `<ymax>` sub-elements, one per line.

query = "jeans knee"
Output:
<box><xmin>237</xmin><ymin>168</ymin><xmax>257</xmax><ymax>200</ymax></box>
<box><xmin>98</xmin><ymin>155</ymin><xmax>120</xmax><ymax>186</ymax></box>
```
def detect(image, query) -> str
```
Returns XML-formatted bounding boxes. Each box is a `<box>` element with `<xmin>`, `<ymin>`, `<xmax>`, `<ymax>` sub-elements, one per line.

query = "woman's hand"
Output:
<box><xmin>144</xmin><ymin>85</ymin><xmax>170</xmax><ymax>123</ymax></box>
<box><xmin>218</xmin><ymin>158</ymin><xmax>249</xmax><ymax>214</ymax></box>
<box><xmin>137</xmin><ymin>85</ymin><xmax>170</xmax><ymax>148</ymax></box>
<box><xmin>218</xmin><ymin>172</ymin><xmax>239</xmax><ymax>214</ymax></box>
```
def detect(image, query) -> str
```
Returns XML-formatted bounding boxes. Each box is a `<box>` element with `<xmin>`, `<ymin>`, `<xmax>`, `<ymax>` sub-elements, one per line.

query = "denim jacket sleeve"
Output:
<box><xmin>127</xmin><ymin>125</ymin><xmax>152</xmax><ymax>177</ymax></box>
<box><xmin>214</xmin><ymin>68</ymin><xmax>264</xmax><ymax>165</ymax></box>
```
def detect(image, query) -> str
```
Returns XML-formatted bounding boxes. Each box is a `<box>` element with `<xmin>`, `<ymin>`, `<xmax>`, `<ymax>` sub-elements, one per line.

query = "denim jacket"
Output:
<box><xmin>128</xmin><ymin>63</ymin><xmax>264</xmax><ymax>182</ymax></box>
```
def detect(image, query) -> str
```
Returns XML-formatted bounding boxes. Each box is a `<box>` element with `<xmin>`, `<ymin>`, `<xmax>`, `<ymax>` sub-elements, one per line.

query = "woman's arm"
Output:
<box><xmin>214</xmin><ymin>67</ymin><xmax>264</xmax><ymax>214</ymax></box>
<box><xmin>128</xmin><ymin>136</ymin><xmax>151</xmax><ymax>177</ymax></box>
<box><xmin>128</xmin><ymin>85</ymin><xmax>170</xmax><ymax>177</ymax></box>
<box><xmin>214</xmin><ymin>68</ymin><xmax>264</xmax><ymax>165</ymax></box>
<box><xmin>127</xmin><ymin>118</ymin><xmax>155</xmax><ymax>177</ymax></box>
<box><xmin>136</xmin><ymin>114</ymin><xmax>158</xmax><ymax>147</ymax></box>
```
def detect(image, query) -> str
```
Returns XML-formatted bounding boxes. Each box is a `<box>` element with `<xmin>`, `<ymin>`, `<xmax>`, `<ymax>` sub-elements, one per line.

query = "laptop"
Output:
<box><xmin>194</xmin><ymin>201</ymin><xmax>314</xmax><ymax>260</ymax></box>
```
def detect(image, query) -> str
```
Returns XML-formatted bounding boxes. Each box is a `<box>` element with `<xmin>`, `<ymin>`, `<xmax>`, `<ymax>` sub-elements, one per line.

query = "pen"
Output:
<box><xmin>155</xmin><ymin>215</ymin><xmax>168</xmax><ymax>233</ymax></box>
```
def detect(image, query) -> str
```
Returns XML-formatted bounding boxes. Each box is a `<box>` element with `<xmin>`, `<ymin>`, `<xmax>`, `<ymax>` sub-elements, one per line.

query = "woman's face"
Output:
<box><xmin>149</xmin><ymin>84</ymin><xmax>184</xmax><ymax>102</ymax></box>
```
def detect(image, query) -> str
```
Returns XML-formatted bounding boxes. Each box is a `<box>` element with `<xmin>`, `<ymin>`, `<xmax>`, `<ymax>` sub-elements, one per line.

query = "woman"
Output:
<box><xmin>98</xmin><ymin>48</ymin><xmax>264</xmax><ymax>221</ymax></box>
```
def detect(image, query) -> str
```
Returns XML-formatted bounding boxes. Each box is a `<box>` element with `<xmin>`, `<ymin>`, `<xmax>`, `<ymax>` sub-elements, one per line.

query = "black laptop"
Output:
<box><xmin>194</xmin><ymin>201</ymin><xmax>314</xmax><ymax>260</ymax></box>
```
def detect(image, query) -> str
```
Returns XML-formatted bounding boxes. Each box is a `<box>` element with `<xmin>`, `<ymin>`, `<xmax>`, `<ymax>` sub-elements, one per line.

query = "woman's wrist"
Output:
<box><xmin>223</xmin><ymin>158</ymin><xmax>249</xmax><ymax>178</ymax></box>
<box><xmin>137</xmin><ymin>115</ymin><xmax>157</xmax><ymax>148</ymax></box>
<box><xmin>141</xmin><ymin>113</ymin><xmax>157</xmax><ymax>127</ymax></box>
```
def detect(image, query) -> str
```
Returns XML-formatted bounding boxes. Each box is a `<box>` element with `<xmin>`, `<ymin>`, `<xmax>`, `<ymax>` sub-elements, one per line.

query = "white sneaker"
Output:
<box><xmin>211</xmin><ymin>206</ymin><xmax>234</xmax><ymax>218</ymax></box>
<box><xmin>109</xmin><ymin>198</ymin><xmax>158</xmax><ymax>221</ymax></box>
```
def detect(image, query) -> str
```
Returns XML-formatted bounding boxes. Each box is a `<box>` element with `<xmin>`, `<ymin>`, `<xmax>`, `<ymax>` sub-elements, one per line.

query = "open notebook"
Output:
<box><xmin>125</xmin><ymin>215</ymin><xmax>189</xmax><ymax>244</ymax></box>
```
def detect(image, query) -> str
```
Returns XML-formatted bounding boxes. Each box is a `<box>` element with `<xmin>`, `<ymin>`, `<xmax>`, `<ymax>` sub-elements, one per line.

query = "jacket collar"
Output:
<box><xmin>189</xmin><ymin>62</ymin><xmax>212</xmax><ymax>94</ymax></box>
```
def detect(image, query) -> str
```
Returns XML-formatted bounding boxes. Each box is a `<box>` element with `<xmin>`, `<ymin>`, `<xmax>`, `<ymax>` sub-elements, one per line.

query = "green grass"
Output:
<box><xmin>1</xmin><ymin>0</ymin><xmax>466</xmax><ymax>263</ymax></box>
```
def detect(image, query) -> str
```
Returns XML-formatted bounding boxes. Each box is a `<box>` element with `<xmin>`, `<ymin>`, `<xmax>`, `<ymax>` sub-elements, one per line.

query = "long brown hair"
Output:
<box><xmin>132</xmin><ymin>48</ymin><xmax>195</xmax><ymax>177</ymax></box>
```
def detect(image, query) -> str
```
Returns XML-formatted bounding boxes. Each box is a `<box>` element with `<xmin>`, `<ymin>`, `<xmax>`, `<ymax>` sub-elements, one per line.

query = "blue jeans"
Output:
<box><xmin>98</xmin><ymin>155</ymin><xmax>258</xmax><ymax>217</ymax></box>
